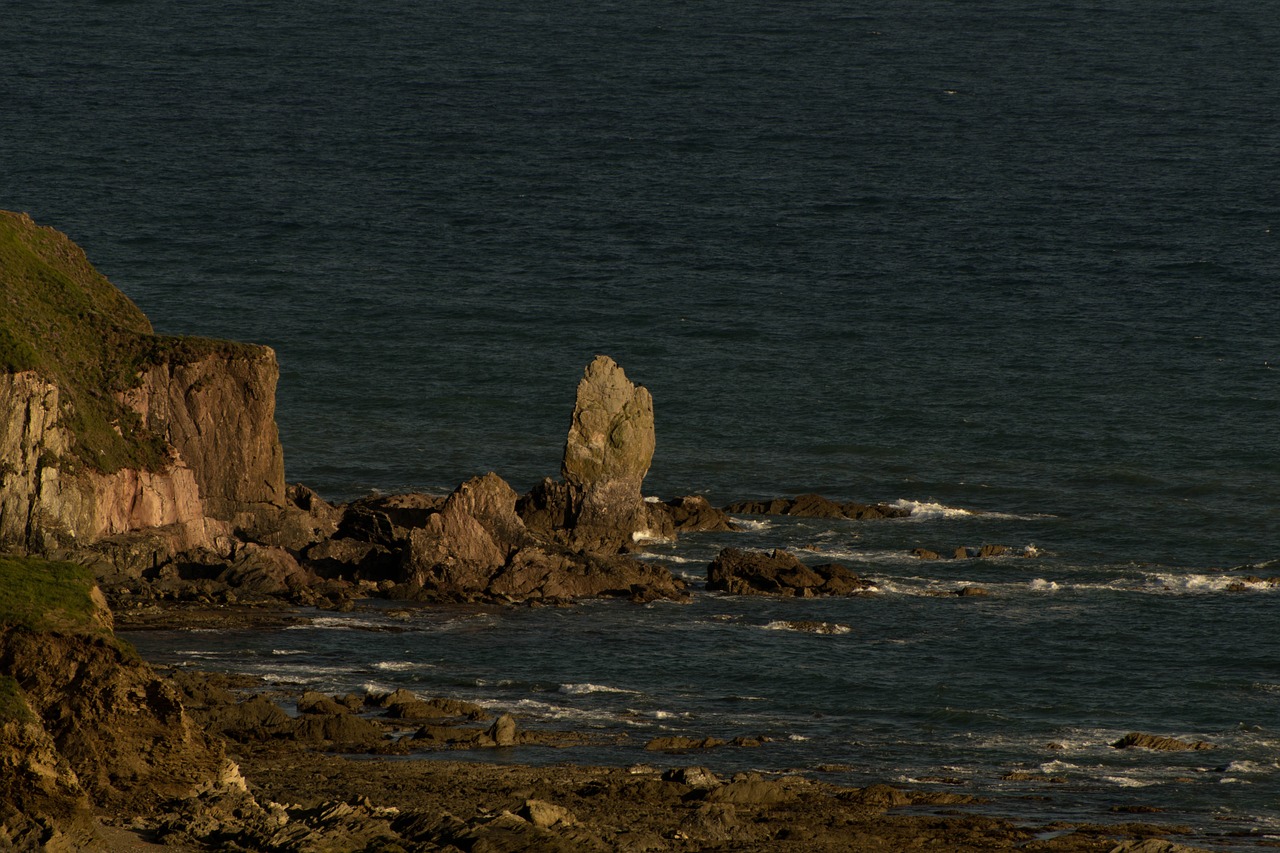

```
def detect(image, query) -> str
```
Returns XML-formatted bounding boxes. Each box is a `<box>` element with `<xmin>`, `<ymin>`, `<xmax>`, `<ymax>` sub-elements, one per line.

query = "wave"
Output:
<box><xmin>1143</xmin><ymin>573</ymin><xmax>1279</xmax><ymax>594</ymax></box>
<box><xmin>473</xmin><ymin>696</ymin><xmax>627</xmax><ymax>727</ymax></box>
<box><xmin>890</xmin><ymin>499</ymin><xmax>1047</xmax><ymax>522</ymax></box>
<box><xmin>285</xmin><ymin>615</ymin><xmax>373</xmax><ymax>631</ymax></box>
<box><xmin>559</xmin><ymin>682</ymin><xmax>640</xmax><ymax>696</ymax></box>
<box><xmin>761</xmin><ymin>620</ymin><xmax>851</xmax><ymax>635</ymax></box>
<box><xmin>1102</xmin><ymin>776</ymin><xmax>1158</xmax><ymax>788</ymax></box>
<box><xmin>729</xmin><ymin>517</ymin><xmax>772</xmax><ymax>531</ymax></box>
<box><xmin>373</xmin><ymin>660</ymin><xmax>434</xmax><ymax>672</ymax></box>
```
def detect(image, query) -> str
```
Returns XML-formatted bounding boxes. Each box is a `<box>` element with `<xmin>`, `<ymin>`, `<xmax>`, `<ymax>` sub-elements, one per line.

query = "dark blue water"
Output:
<box><xmin>6</xmin><ymin>0</ymin><xmax>1279</xmax><ymax>845</ymax></box>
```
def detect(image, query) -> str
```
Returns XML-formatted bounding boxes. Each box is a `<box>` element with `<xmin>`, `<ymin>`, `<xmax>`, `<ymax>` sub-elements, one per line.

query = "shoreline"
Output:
<box><xmin>108</xmin><ymin>604</ymin><xmax>1254</xmax><ymax>853</ymax></box>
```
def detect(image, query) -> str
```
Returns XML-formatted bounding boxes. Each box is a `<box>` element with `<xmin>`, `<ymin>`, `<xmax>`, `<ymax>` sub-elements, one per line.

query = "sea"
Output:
<box><xmin>4</xmin><ymin>0</ymin><xmax>1278</xmax><ymax>847</ymax></box>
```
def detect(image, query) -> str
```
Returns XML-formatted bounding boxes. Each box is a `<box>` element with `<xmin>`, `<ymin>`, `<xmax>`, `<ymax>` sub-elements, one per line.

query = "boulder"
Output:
<box><xmin>303</xmin><ymin>536</ymin><xmax>397</xmax><ymax>581</ymax></box>
<box><xmin>291</xmin><ymin>714</ymin><xmax>386</xmax><ymax>748</ymax></box>
<box><xmin>298</xmin><ymin>691</ymin><xmax>350</xmax><ymax>716</ymax></box>
<box><xmin>707</xmin><ymin>547</ymin><xmax>874</xmax><ymax>597</ymax></box>
<box><xmin>662</xmin><ymin>767</ymin><xmax>722</xmax><ymax>789</ymax></box>
<box><xmin>645</xmin><ymin>736</ymin><xmax>726</xmax><ymax>752</ymax></box>
<box><xmin>217</xmin><ymin>543</ymin><xmax>315</xmax><ymax>595</ymax></box>
<box><xmin>486</xmin><ymin>713</ymin><xmax>518</xmax><ymax>747</ymax></box>
<box><xmin>520</xmin><ymin>799</ymin><xmax>578</xmax><ymax>829</ymax></box>
<box><xmin>653</xmin><ymin>495</ymin><xmax>738</xmax><ymax>532</ymax></box>
<box><xmin>703</xmin><ymin>777</ymin><xmax>794</xmax><ymax>805</ymax></box>
<box><xmin>489</xmin><ymin>547</ymin><xmax>688</xmax><ymax>603</ymax></box>
<box><xmin>443</xmin><ymin>472</ymin><xmax>527</xmax><ymax>553</ymax></box>
<box><xmin>1111</xmin><ymin>732</ymin><xmax>1214</xmax><ymax>751</ymax></box>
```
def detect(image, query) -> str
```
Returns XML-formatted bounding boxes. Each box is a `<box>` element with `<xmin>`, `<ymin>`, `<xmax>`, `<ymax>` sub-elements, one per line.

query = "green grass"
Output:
<box><xmin>0</xmin><ymin>676</ymin><xmax>35</xmax><ymax>723</ymax></box>
<box><xmin>0</xmin><ymin>210</ymin><xmax>259</xmax><ymax>473</ymax></box>
<box><xmin>0</xmin><ymin>554</ymin><xmax>107</xmax><ymax>635</ymax></box>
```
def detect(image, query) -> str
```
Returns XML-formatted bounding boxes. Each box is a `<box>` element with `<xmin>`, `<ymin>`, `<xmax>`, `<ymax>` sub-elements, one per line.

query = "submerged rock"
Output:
<box><xmin>707</xmin><ymin>547</ymin><xmax>874</xmax><ymax>597</ymax></box>
<box><xmin>1111</xmin><ymin>732</ymin><xmax>1214</xmax><ymax>752</ymax></box>
<box><xmin>723</xmin><ymin>494</ymin><xmax>908</xmax><ymax>521</ymax></box>
<box><xmin>652</xmin><ymin>495</ymin><xmax>738</xmax><ymax>532</ymax></box>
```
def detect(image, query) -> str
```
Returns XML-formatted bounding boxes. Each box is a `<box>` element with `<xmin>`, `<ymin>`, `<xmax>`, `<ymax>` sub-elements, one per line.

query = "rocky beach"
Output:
<box><xmin>5</xmin><ymin>211</ymin><xmax>1271</xmax><ymax>850</ymax></box>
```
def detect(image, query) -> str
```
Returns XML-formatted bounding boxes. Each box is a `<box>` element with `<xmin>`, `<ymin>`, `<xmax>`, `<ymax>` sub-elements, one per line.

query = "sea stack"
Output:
<box><xmin>559</xmin><ymin>355</ymin><xmax>661</xmax><ymax>551</ymax></box>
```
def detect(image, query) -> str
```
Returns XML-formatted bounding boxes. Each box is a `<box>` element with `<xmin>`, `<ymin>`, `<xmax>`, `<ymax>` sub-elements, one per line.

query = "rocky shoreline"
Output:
<box><xmin>115</xmin><ymin>657</ymin><xmax>1211</xmax><ymax>853</ymax></box>
<box><xmin>2</xmin><ymin>214</ymin><xmax>1267</xmax><ymax>850</ymax></box>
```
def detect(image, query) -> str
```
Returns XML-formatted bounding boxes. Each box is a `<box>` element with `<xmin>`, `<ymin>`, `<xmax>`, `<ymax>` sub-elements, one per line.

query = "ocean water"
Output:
<box><xmin>5</xmin><ymin>0</ymin><xmax>1279</xmax><ymax>846</ymax></box>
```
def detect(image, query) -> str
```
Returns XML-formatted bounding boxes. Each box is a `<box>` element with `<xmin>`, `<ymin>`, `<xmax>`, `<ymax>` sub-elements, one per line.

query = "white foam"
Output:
<box><xmin>649</xmin><ymin>709</ymin><xmax>693</xmax><ymax>720</ymax></box>
<box><xmin>730</xmin><ymin>518</ymin><xmax>772</xmax><ymax>531</ymax></box>
<box><xmin>1223</xmin><ymin>760</ymin><xmax>1268</xmax><ymax>774</ymax></box>
<box><xmin>475</xmin><ymin>696</ymin><xmax>623</xmax><ymax>725</ymax></box>
<box><xmin>1029</xmin><ymin>579</ymin><xmax>1060</xmax><ymax>592</ymax></box>
<box><xmin>632</xmin><ymin>529</ymin><xmax>674</xmax><ymax>544</ymax></box>
<box><xmin>1103</xmin><ymin>776</ymin><xmax>1155</xmax><ymax>788</ymax></box>
<box><xmin>1145</xmin><ymin>573</ymin><xmax>1275</xmax><ymax>594</ymax></box>
<box><xmin>1039</xmin><ymin>760</ymin><xmax>1078</xmax><ymax>773</ymax></box>
<box><xmin>373</xmin><ymin>661</ymin><xmax>432</xmax><ymax>672</ymax></box>
<box><xmin>559</xmin><ymin>682</ymin><xmax>640</xmax><ymax>696</ymax></box>
<box><xmin>635</xmin><ymin>553</ymin><xmax>699</xmax><ymax>565</ymax></box>
<box><xmin>762</xmin><ymin>620</ymin><xmax>851</xmax><ymax>635</ymax></box>
<box><xmin>891</xmin><ymin>499</ymin><xmax>1040</xmax><ymax>521</ymax></box>
<box><xmin>271</xmin><ymin>649</ymin><xmax>307</xmax><ymax>656</ymax></box>
<box><xmin>286</xmin><ymin>616</ymin><xmax>369</xmax><ymax>630</ymax></box>
<box><xmin>788</xmin><ymin>734</ymin><xmax>810</xmax><ymax>742</ymax></box>
<box><xmin>892</xmin><ymin>499</ymin><xmax>979</xmax><ymax>520</ymax></box>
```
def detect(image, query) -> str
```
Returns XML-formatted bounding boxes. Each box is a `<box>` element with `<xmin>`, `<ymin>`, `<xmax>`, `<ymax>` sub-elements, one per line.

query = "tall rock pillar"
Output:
<box><xmin>560</xmin><ymin>356</ymin><xmax>657</xmax><ymax>551</ymax></box>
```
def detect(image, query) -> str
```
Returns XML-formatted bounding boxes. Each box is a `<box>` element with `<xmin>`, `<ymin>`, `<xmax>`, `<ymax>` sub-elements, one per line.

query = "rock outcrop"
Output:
<box><xmin>294</xmin><ymin>472</ymin><xmax>688</xmax><ymax>604</ymax></box>
<box><xmin>522</xmin><ymin>355</ymin><xmax>669</xmax><ymax>551</ymax></box>
<box><xmin>0</xmin><ymin>555</ymin><xmax>230</xmax><ymax>848</ymax></box>
<box><xmin>723</xmin><ymin>494</ymin><xmax>910</xmax><ymax>521</ymax></box>
<box><xmin>0</xmin><ymin>211</ymin><xmax>289</xmax><ymax>559</ymax></box>
<box><xmin>652</xmin><ymin>495</ymin><xmax>738</xmax><ymax>532</ymax></box>
<box><xmin>707</xmin><ymin>547</ymin><xmax>875</xmax><ymax>597</ymax></box>
<box><xmin>1111</xmin><ymin>732</ymin><xmax>1214</xmax><ymax>752</ymax></box>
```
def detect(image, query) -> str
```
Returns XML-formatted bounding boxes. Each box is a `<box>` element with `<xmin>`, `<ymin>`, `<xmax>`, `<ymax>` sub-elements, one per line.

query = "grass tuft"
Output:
<box><xmin>0</xmin><ymin>554</ymin><xmax>107</xmax><ymax>635</ymax></box>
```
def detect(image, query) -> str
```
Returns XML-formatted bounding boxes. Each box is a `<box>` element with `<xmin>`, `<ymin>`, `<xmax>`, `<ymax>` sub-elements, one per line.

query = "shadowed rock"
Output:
<box><xmin>707</xmin><ymin>547</ymin><xmax>874</xmax><ymax>597</ymax></box>
<box><xmin>1112</xmin><ymin>732</ymin><xmax>1214</xmax><ymax>751</ymax></box>
<box><xmin>723</xmin><ymin>494</ymin><xmax>909</xmax><ymax>521</ymax></box>
<box><xmin>653</xmin><ymin>495</ymin><xmax>738</xmax><ymax>532</ymax></box>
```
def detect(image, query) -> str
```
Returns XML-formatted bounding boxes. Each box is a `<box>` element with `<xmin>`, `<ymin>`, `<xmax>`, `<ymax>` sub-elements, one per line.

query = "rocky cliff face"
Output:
<box><xmin>0</xmin><ymin>556</ymin><xmax>231</xmax><ymax>850</ymax></box>
<box><xmin>123</xmin><ymin>349</ymin><xmax>287</xmax><ymax>534</ymax></box>
<box><xmin>0</xmin><ymin>211</ymin><xmax>287</xmax><ymax>557</ymax></box>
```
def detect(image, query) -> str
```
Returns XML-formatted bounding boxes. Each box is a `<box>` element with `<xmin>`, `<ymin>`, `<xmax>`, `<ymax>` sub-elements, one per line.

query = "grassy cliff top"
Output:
<box><xmin>0</xmin><ymin>210</ymin><xmax>261</xmax><ymax>472</ymax></box>
<box><xmin>0</xmin><ymin>555</ymin><xmax>109</xmax><ymax>636</ymax></box>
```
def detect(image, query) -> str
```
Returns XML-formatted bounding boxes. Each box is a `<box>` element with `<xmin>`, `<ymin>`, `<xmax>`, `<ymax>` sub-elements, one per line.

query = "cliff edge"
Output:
<box><xmin>0</xmin><ymin>211</ymin><xmax>286</xmax><ymax>556</ymax></box>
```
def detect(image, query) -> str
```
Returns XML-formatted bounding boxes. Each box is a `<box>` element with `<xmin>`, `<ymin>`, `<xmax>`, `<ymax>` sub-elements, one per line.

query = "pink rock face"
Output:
<box><xmin>1</xmin><ymin>348</ymin><xmax>288</xmax><ymax>554</ymax></box>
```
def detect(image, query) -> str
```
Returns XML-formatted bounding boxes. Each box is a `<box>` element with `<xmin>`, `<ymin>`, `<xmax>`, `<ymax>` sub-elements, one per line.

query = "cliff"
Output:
<box><xmin>0</xmin><ymin>211</ymin><xmax>286</xmax><ymax>556</ymax></box>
